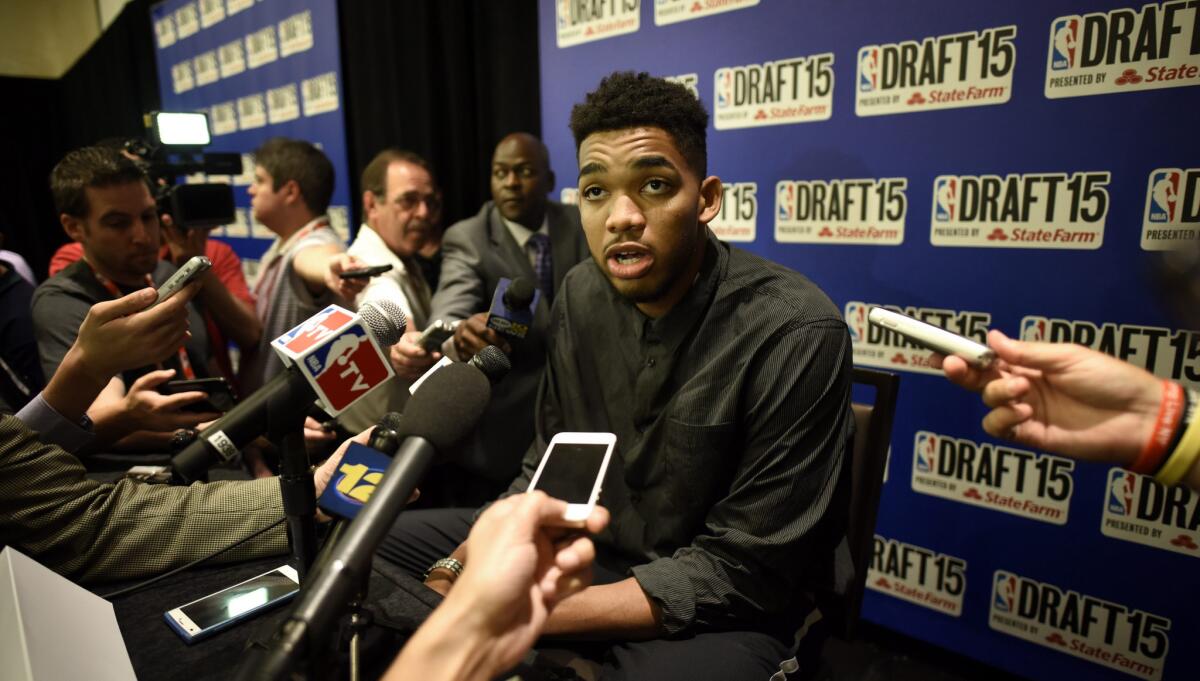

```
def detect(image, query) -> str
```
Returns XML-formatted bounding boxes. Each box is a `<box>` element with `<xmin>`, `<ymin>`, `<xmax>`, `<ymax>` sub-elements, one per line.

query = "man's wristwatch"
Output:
<box><xmin>423</xmin><ymin>557</ymin><xmax>464</xmax><ymax>582</ymax></box>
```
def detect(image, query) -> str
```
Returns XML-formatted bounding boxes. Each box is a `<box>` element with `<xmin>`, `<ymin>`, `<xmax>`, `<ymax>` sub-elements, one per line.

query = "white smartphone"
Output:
<box><xmin>868</xmin><ymin>307</ymin><xmax>996</xmax><ymax>368</ymax></box>
<box><xmin>151</xmin><ymin>255</ymin><xmax>212</xmax><ymax>307</ymax></box>
<box><xmin>527</xmin><ymin>432</ymin><xmax>617</xmax><ymax>521</ymax></box>
<box><xmin>163</xmin><ymin>564</ymin><xmax>299</xmax><ymax>644</ymax></box>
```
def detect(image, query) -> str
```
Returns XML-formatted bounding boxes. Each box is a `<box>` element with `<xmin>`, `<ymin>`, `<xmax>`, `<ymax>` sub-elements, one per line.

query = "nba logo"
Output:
<box><xmin>915</xmin><ymin>433</ymin><xmax>937</xmax><ymax>473</ymax></box>
<box><xmin>716</xmin><ymin>70</ymin><xmax>733</xmax><ymax>108</ymax></box>
<box><xmin>859</xmin><ymin>47</ymin><xmax>879</xmax><ymax>92</ymax></box>
<box><xmin>845</xmin><ymin>302</ymin><xmax>867</xmax><ymax>343</ymax></box>
<box><xmin>1021</xmin><ymin>317</ymin><xmax>1046</xmax><ymax>342</ymax></box>
<box><xmin>1051</xmin><ymin>19</ymin><xmax>1078</xmax><ymax>70</ymax></box>
<box><xmin>1107</xmin><ymin>470</ymin><xmax>1136</xmax><ymax>516</ymax></box>
<box><xmin>308</xmin><ymin>326</ymin><xmax>390</xmax><ymax>412</ymax></box>
<box><xmin>279</xmin><ymin>307</ymin><xmax>356</xmax><ymax>355</ymax></box>
<box><xmin>993</xmin><ymin>573</ymin><xmax>1017</xmax><ymax>612</ymax></box>
<box><xmin>1149</xmin><ymin>171</ymin><xmax>1180</xmax><ymax>223</ymax></box>
<box><xmin>558</xmin><ymin>0</ymin><xmax>570</xmax><ymax>27</ymax></box>
<box><xmin>777</xmin><ymin>184</ymin><xmax>794</xmax><ymax>221</ymax></box>
<box><xmin>934</xmin><ymin>178</ymin><xmax>956</xmax><ymax>222</ymax></box>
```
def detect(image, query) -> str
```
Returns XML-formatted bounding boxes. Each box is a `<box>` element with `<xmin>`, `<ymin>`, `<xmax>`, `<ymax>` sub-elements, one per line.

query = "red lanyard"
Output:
<box><xmin>89</xmin><ymin>263</ymin><xmax>197</xmax><ymax>379</ymax></box>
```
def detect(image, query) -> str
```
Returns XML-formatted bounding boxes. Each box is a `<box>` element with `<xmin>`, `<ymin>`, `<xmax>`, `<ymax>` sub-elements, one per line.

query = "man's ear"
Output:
<box><xmin>362</xmin><ymin>190</ymin><xmax>378</xmax><ymax>220</ymax></box>
<box><xmin>60</xmin><ymin>214</ymin><xmax>86</xmax><ymax>243</ymax></box>
<box><xmin>545</xmin><ymin>168</ymin><xmax>556</xmax><ymax>195</ymax></box>
<box><xmin>697</xmin><ymin>176</ymin><xmax>723</xmax><ymax>225</ymax></box>
<box><xmin>282</xmin><ymin>179</ymin><xmax>302</xmax><ymax>206</ymax></box>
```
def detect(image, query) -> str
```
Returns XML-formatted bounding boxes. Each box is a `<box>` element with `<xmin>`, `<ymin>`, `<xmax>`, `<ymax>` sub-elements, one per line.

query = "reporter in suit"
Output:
<box><xmin>393</xmin><ymin>133</ymin><xmax>587</xmax><ymax>504</ymax></box>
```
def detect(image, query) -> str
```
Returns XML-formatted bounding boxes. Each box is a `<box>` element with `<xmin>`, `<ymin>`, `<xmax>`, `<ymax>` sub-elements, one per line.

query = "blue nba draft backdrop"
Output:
<box><xmin>542</xmin><ymin>2</ymin><xmax>1198</xmax><ymax>680</ymax></box>
<box><xmin>148</xmin><ymin>0</ymin><xmax>352</xmax><ymax>281</ymax></box>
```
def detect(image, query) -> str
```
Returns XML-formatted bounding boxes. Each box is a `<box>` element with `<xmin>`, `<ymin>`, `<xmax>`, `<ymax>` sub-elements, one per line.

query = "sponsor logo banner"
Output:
<box><xmin>912</xmin><ymin>430</ymin><xmax>1074</xmax><ymax>524</ymax></box>
<box><xmin>557</xmin><ymin>0</ymin><xmax>640</xmax><ymax>48</ymax></box>
<box><xmin>845</xmin><ymin>301</ymin><xmax>991</xmax><ymax>374</ymax></box>
<box><xmin>237</xmin><ymin>93</ymin><xmax>267</xmax><ymax>130</ymax></box>
<box><xmin>868</xmin><ymin>534</ymin><xmax>965</xmax><ymax>616</ymax></box>
<box><xmin>218</xmin><ymin>39</ymin><xmax>246</xmax><ymax>78</ymax></box>
<box><xmin>714</xmin><ymin>53</ymin><xmax>834</xmax><ymax>129</ymax></box>
<box><xmin>990</xmin><ymin>570</ymin><xmax>1170</xmax><ymax>680</ymax></box>
<box><xmin>929</xmin><ymin>171</ymin><xmax>1109</xmax><ymax>249</ymax></box>
<box><xmin>1045</xmin><ymin>3</ymin><xmax>1200</xmax><ymax>98</ymax></box>
<box><xmin>664</xmin><ymin>72</ymin><xmax>700</xmax><ymax>98</ymax></box>
<box><xmin>193</xmin><ymin>50</ymin><xmax>219</xmax><ymax>87</ymax></box>
<box><xmin>655</xmin><ymin>0</ymin><xmax>759</xmax><ymax>26</ymax></box>
<box><xmin>210</xmin><ymin>101</ymin><xmax>237</xmax><ymax>136</ymax></box>
<box><xmin>302</xmin><ymin>72</ymin><xmax>340</xmax><ymax>117</ymax></box>
<box><xmin>155</xmin><ymin>15</ymin><xmax>177</xmax><ymax>49</ymax></box>
<box><xmin>776</xmin><ymin>177</ymin><xmax>906</xmax><ymax>244</ymax></box>
<box><xmin>857</xmin><ymin>25</ymin><xmax>1016</xmax><ymax>116</ymax></box>
<box><xmin>227</xmin><ymin>0</ymin><xmax>253</xmax><ymax>15</ymax></box>
<box><xmin>174</xmin><ymin>3</ymin><xmax>200</xmax><ymax>40</ymax></box>
<box><xmin>246</xmin><ymin>25</ymin><xmax>280</xmax><ymax>69</ymax></box>
<box><xmin>171</xmin><ymin>61</ymin><xmax>194</xmax><ymax>94</ymax></box>
<box><xmin>267</xmin><ymin>84</ymin><xmax>300</xmax><ymax>124</ymax></box>
<box><xmin>279</xmin><ymin>10</ymin><xmax>314</xmax><ymax>58</ymax></box>
<box><xmin>560</xmin><ymin>187</ymin><xmax>579</xmax><ymax>205</ymax></box>
<box><xmin>1020</xmin><ymin>316</ymin><xmax>1200</xmax><ymax>389</ymax></box>
<box><xmin>1103</xmin><ymin>468</ymin><xmax>1200</xmax><ymax>556</ymax></box>
<box><xmin>199</xmin><ymin>0</ymin><xmax>224</xmax><ymax>28</ymax></box>
<box><xmin>710</xmin><ymin>181</ymin><xmax>757</xmax><ymax>242</ymax></box>
<box><xmin>1142</xmin><ymin>167</ymin><xmax>1200</xmax><ymax>250</ymax></box>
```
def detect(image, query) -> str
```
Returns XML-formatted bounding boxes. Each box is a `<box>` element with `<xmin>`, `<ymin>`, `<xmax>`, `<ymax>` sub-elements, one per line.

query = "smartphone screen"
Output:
<box><xmin>534</xmin><ymin>443</ymin><xmax>610</xmax><ymax>504</ymax></box>
<box><xmin>177</xmin><ymin>569</ymin><xmax>297</xmax><ymax>631</ymax></box>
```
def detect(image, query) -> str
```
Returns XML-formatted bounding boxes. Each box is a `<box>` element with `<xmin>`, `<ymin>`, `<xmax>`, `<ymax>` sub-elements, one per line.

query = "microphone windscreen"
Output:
<box><xmin>402</xmin><ymin>362</ymin><xmax>490</xmax><ymax>451</ymax></box>
<box><xmin>503</xmin><ymin>277</ymin><xmax>535</xmax><ymax>308</ymax></box>
<box><xmin>378</xmin><ymin>411</ymin><xmax>404</xmax><ymax>433</ymax></box>
<box><xmin>470</xmin><ymin>345</ymin><xmax>512</xmax><ymax>383</ymax></box>
<box><xmin>360</xmin><ymin>300</ymin><xmax>406</xmax><ymax>346</ymax></box>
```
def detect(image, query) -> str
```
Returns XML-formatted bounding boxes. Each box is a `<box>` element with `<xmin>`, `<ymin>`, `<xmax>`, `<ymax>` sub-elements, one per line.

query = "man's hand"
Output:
<box><xmin>387</xmin><ymin>493</ymin><xmax>608</xmax><ymax>681</ymax></box>
<box><xmin>119</xmin><ymin>369</ymin><xmax>221</xmax><ymax>433</ymax></box>
<box><xmin>325</xmin><ymin>253</ymin><xmax>370</xmax><ymax>303</ymax></box>
<box><xmin>160</xmin><ymin>214</ymin><xmax>207</xmax><ymax>266</ymax></box>
<box><xmin>391</xmin><ymin>331</ymin><xmax>440</xmax><ymax>381</ymax></box>
<box><xmin>453</xmin><ymin>312</ymin><xmax>511</xmax><ymax>357</ymax></box>
<box><xmin>936</xmin><ymin>329</ymin><xmax>1164</xmax><ymax>466</ymax></box>
<box><xmin>312</xmin><ymin>428</ymin><xmax>421</xmax><ymax>503</ymax></box>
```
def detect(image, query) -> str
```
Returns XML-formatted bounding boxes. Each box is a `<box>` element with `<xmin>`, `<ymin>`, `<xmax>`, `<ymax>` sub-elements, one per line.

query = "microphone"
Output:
<box><xmin>468</xmin><ymin>344</ymin><xmax>512</xmax><ymax>384</ymax></box>
<box><xmin>316</xmin><ymin>412</ymin><xmax>404</xmax><ymax>521</ymax></box>
<box><xmin>171</xmin><ymin>300</ymin><xmax>406</xmax><ymax>483</ymax></box>
<box><xmin>485</xmin><ymin>276</ymin><xmax>540</xmax><ymax>339</ymax></box>
<box><xmin>237</xmin><ymin>362</ymin><xmax>491</xmax><ymax>681</ymax></box>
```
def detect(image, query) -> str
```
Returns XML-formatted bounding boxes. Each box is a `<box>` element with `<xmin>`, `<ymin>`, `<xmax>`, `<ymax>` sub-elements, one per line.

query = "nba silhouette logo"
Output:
<box><xmin>934</xmin><ymin>178</ymin><xmax>957</xmax><ymax>222</ymax></box>
<box><xmin>1107</xmin><ymin>469</ymin><xmax>1135</xmax><ymax>516</ymax></box>
<box><xmin>845</xmin><ymin>302</ymin><xmax>867</xmax><ymax>343</ymax></box>
<box><xmin>279</xmin><ymin>307</ymin><xmax>355</xmax><ymax>355</ymax></box>
<box><xmin>1149</xmin><ymin>170</ymin><xmax>1180</xmax><ymax>223</ymax></box>
<box><xmin>915</xmin><ymin>433</ymin><xmax>937</xmax><ymax>473</ymax></box>
<box><xmin>993</xmin><ymin>573</ymin><xmax>1016</xmax><ymax>612</ymax></box>
<box><xmin>558</xmin><ymin>0</ymin><xmax>570</xmax><ymax>27</ymax></box>
<box><xmin>1021</xmin><ymin>317</ymin><xmax>1046</xmax><ymax>342</ymax></box>
<box><xmin>777</xmin><ymin>184</ymin><xmax>794</xmax><ymax>221</ymax></box>
<box><xmin>716</xmin><ymin>69</ymin><xmax>732</xmax><ymax>108</ymax></box>
<box><xmin>859</xmin><ymin>47</ymin><xmax>879</xmax><ymax>92</ymax></box>
<box><xmin>309</xmin><ymin>325</ymin><xmax>390</xmax><ymax>412</ymax></box>
<box><xmin>1051</xmin><ymin>18</ymin><xmax>1078</xmax><ymax>70</ymax></box>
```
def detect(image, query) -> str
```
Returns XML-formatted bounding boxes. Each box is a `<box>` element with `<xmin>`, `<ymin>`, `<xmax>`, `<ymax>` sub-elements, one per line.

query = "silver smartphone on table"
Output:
<box><xmin>151</xmin><ymin>255</ymin><xmax>211</xmax><ymax>307</ymax></box>
<box><xmin>163</xmin><ymin>564</ymin><xmax>299</xmax><ymax>644</ymax></box>
<box><xmin>528</xmin><ymin>432</ymin><xmax>617</xmax><ymax>522</ymax></box>
<box><xmin>867</xmin><ymin>307</ymin><xmax>996</xmax><ymax>368</ymax></box>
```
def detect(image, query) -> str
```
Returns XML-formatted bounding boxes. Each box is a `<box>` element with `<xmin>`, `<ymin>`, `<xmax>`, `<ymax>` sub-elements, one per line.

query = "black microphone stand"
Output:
<box><xmin>268</xmin><ymin>385</ymin><xmax>320</xmax><ymax>579</ymax></box>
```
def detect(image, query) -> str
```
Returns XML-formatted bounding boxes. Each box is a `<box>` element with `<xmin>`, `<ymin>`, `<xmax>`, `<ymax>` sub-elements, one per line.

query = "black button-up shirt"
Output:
<box><xmin>507</xmin><ymin>230</ymin><xmax>853</xmax><ymax>636</ymax></box>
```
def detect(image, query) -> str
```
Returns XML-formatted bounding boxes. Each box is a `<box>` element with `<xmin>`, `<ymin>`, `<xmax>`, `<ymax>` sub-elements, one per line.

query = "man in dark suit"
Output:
<box><xmin>395</xmin><ymin>133</ymin><xmax>587</xmax><ymax>504</ymax></box>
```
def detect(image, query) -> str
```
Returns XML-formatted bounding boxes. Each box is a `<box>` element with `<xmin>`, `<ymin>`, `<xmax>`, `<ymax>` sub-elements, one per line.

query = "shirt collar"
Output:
<box><xmin>630</xmin><ymin>229</ymin><xmax>725</xmax><ymax>349</ymax></box>
<box><xmin>501</xmin><ymin>213</ymin><xmax>549</xmax><ymax>250</ymax></box>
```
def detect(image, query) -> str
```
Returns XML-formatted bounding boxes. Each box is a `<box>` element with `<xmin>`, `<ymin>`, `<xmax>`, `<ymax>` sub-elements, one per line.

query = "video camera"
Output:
<box><xmin>125</xmin><ymin>111</ymin><xmax>238</xmax><ymax>230</ymax></box>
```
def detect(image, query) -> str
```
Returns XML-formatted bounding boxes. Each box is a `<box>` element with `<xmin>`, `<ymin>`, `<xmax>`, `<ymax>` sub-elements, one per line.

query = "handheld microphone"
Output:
<box><xmin>171</xmin><ymin>301</ymin><xmax>406</xmax><ymax>483</ymax></box>
<box><xmin>238</xmin><ymin>363</ymin><xmax>491</xmax><ymax>681</ymax></box>
<box><xmin>317</xmin><ymin>412</ymin><xmax>404</xmax><ymax>520</ymax></box>
<box><xmin>468</xmin><ymin>345</ymin><xmax>512</xmax><ymax>384</ymax></box>
<box><xmin>485</xmin><ymin>277</ymin><xmax>540</xmax><ymax>339</ymax></box>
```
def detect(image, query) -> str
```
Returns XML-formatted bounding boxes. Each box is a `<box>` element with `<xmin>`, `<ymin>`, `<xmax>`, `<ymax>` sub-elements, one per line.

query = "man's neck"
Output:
<box><xmin>513</xmin><ymin>205</ymin><xmax>547</xmax><ymax>232</ymax></box>
<box><xmin>271</xmin><ymin>212</ymin><xmax>320</xmax><ymax>242</ymax></box>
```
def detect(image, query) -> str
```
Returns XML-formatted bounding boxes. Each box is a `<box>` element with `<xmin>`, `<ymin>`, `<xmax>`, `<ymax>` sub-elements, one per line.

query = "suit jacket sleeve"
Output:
<box><xmin>0</xmin><ymin>416</ymin><xmax>287</xmax><ymax>583</ymax></box>
<box><xmin>428</xmin><ymin>215</ymin><xmax>489</xmax><ymax>323</ymax></box>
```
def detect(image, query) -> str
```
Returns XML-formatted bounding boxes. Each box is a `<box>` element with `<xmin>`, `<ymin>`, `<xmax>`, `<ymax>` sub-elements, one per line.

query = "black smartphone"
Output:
<box><xmin>160</xmin><ymin>377</ymin><xmax>237</xmax><ymax>413</ymax></box>
<box><xmin>338</xmin><ymin>264</ymin><xmax>394</xmax><ymax>279</ymax></box>
<box><xmin>417</xmin><ymin>319</ymin><xmax>456</xmax><ymax>351</ymax></box>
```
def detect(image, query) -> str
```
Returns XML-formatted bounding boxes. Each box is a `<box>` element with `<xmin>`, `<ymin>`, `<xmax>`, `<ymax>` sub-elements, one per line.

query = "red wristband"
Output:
<box><xmin>1130</xmin><ymin>381</ymin><xmax>1185</xmax><ymax>474</ymax></box>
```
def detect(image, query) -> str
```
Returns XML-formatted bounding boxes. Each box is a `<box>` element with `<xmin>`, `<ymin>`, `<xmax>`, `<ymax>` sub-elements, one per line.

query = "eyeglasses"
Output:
<box><xmin>394</xmin><ymin>192</ymin><xmax>441</xmax><ymax>212</ymax></box>
<box><xmin>492</xmin><ymin>165</ymin><xmax>540</xmax><ymax>181</ymax></box>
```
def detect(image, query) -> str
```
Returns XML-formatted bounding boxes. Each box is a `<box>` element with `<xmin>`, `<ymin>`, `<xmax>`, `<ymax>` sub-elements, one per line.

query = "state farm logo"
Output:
<box><xmin>774</xmin><ymin>177</ymin><xmax>906</xmax><ymax>245</ymax></box>
<box><xmin>557</xmin><ymin>0</ymin><xmax>640</xmax><ymax>48</ymax></box>
<box><xmin>911</xmin><ymin>430</ymin><xmax>1074</xmax><ymax>525</ymax></box>
<box><xmin>713</xmin><ymin>53</ymin><xmax>834</xmax><ymax>129</ymax></box>
<box><xmin>856</xmin><ymin>25</ymin><xmax>1016</xmax><ymax>116</ymax></box>
<box><xmin>847</xmin><ymin>302</ymin><xmax>991</xmax><ymax>375</ymax></box>
<box><xmin>990</xmin><ymin>570</ymin><xmax>1170</xmax><ymax>680</ymax></box>
<box><xmin>867</xmin><ymin>534</ymin><xmax>965</xmax><ymax>617</ymax></box>
<box><xmin>1019</xmin><ymin>315</ymin><xmax>1200</xmax><ymax>389</ymax></box>
<box><xmin>1102</xmin><ymin>468</ymin><xmax>1200</xmax><ymax>557</ymax></box>
<box><xmin>929</xmin><ymin>171</ymin><xmax>1110</xmax><ymax>250</ymax></box>
<box><xmin>654</xmin><ymin>0</ymin><xmax>759</xmax><ymax>26</ymax></box>
<box><xmin>709</xmin><ymin>182</ymin><xmax>757</xmax><ymax>242</ymax></box>
<box><xmin>1142</xmin><ymin>167</ymin><xmax>1199</xmax><ymax>250</ymax></box>
<box><xmin>1045</xmin><ymin>3</ymin><xmax>1200</xmax><ymax>98</ymax></box>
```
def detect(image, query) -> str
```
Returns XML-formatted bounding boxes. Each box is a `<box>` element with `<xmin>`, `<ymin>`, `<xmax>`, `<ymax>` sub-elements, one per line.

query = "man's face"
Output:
<box><xmin>367</xmin><ymin>161</ymin><xmax>440</xmax><ymax>258</ymax></box>
<box><xmin>577</xmin><ymin>127</ymin><xmax>720</xmax><ymax>318</ymax></box>
<box><xmin>248</xmin><ymin>164</ymin><xmax>294</xmax><ymax>227</ymax></box>
<box><xmin>65</xmin><ymin>181</ymin><xmax>161</xmax><ymax>284</ymax></box>
<box><xmin>491</xmin><ymin>136</ymin><xmax>551</xmax><ymax>227</ymax></box>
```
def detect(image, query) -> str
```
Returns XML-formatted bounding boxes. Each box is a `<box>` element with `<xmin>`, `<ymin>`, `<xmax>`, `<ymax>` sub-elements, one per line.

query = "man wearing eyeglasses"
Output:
<box><xmin>394</xmin><ymin>133</ymin><xmax>588</xmax><ymax>505</ymax></box>
<box><xmin>327</xmin><ymin>149</ymin><xmax>443</xmax><ymax>432</ymax></box>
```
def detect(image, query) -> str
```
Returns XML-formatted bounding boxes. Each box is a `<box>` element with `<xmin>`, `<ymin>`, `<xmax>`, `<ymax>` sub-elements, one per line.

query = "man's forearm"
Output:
<box><xmin>197</xmin><ymin>270</ymin><xmax>262</xmax><ymax>349</ymax></box>
<box><xmin>39</xmin><ymin>349</ymin><xmax>109</xmax><ymax>424</ymax></box>
<box><xmin>541</xmin><ymin>577</ymin><xmax>662</xmax><ymax>639</ymax></box>
<box><xmin>386</xmin><ymin>594</ymin><xmax>496</xmax><ymax>681</ymax></box>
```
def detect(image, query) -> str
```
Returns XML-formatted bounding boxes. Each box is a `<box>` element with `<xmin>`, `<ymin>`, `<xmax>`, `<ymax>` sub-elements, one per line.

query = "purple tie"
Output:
<box><xmin>528</xmin><ymin>232</ymin><xmax>554</xmax><ymax>303</ymax></box>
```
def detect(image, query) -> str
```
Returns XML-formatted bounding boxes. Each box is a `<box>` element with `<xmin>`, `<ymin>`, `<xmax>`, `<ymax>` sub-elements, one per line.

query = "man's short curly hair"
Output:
<box><xmin>253</xmin><ymin>137</ymin><xmax>335</xmax><ymax>216</ymax></box>
<box><xmin>569</xmin><ymin>72</ymin><xmax>708</xmax><ymax>178</ymax></box>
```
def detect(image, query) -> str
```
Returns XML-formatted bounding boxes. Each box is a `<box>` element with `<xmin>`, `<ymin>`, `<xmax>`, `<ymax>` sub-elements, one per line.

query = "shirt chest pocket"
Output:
<box><xmin>662</xmin><ymin>419</ymin><xmax>737</xmax><ymax>514</ymax></box>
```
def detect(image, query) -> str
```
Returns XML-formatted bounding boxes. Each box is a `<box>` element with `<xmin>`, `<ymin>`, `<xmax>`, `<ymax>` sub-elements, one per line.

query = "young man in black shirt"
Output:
<box><xmin>381</xmin><ymin>72</ymin><xmax>854</xmax><ymax>680</ymax></box>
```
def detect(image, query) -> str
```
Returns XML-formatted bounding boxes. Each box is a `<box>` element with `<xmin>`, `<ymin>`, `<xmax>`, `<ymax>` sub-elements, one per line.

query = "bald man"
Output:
<box><xmin>406</xmin><ymin>133</ymin><xmax>587</xmax><ymax>505</ymax></box>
